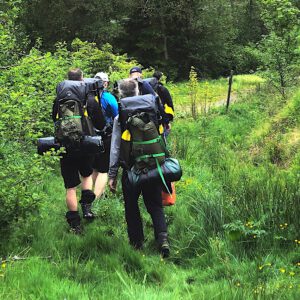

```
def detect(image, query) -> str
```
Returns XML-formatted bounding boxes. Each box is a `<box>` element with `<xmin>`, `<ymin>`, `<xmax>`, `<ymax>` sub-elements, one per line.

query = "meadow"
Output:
<box><xmin>0</xmin><ymin>75</ymin><xmax>299</xmax><ymax>299</ymax></box>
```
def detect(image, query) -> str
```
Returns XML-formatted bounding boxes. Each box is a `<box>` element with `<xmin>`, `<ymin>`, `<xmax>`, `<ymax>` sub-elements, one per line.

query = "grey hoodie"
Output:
<box><xmin>108</xmin><ymin>116</ymin><xmax>121</xmax><ymax>179</ymax></box>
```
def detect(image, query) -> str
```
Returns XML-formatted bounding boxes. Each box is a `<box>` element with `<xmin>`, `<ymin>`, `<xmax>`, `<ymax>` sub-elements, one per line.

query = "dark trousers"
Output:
<box><xmin>121</xmin><ymin>171</ymin><xmax>167</xmax><ymax>245</ymax></box>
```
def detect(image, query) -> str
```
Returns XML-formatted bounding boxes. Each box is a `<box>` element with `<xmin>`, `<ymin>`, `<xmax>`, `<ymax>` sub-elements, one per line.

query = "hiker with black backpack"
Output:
<box><xmin>52</xmin><ymin>68</ymin><xmax>106</xmax><ymax>234</ymax></box>
<box><xmin>91</xmin><ymin>72</ymin><xmax>118</xmax><ymax>199</ymax></box>
<box><xmin>145</xmin><ymin>71</ymin><xmax>174</xmax><ymax>137</ymax></box>
<box><xmin>108</xmin><ymin>78</ymin><xmax>171</xmax><ymax>257</ymax></box>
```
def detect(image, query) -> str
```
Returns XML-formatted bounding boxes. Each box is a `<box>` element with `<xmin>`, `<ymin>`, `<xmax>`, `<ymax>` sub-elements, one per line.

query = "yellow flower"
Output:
<box><xmin>266</xmin><ymin>263</ymin><xmax>272</xmax><ymax>266</ymax></box>
<box><xmin>297</xmin><ymin>262</ymin><xmax>300</xmax><ymax>266</ymax></box>
<box><xmin>258</xmin><ymin>266</ymin><xmax>263</xmax><ymax>270</ymax></box>
<box><xmin>236</xmin><ymin>282</ymin><xmax>241</xmax><ymax>287</ymax></box>
<box><xmin>253</xmin><ymin>235</ymin><xmax>257</xmax><ymax>239</ymax></box>
<box><xmin>279</xmin><ymin>268</ymin><xmax>286</xmax><ymax>273</ymax></box>
<box><xmin>1</xmin><ymin>263</ymin><xmax>5</xmax><ymax>269</ymax></box>
<box><xmin>289</xmin><ymin>272</ymin><xmax>295</xmax><ymax>276</ymax></box>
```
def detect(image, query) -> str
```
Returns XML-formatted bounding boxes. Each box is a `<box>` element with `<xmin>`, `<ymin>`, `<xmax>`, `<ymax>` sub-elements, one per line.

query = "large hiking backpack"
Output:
<box><xmin>84</xmin><ymin>77</ymin><xmax>104</xmax><ymax>100</ymax></box>
<box><xmin>55</xmin><ymin>80</ymin><xmax>95</xmax><ymax>149</ymax></box>
<box><xmin>119</xmin><ymin>94</ymin><xmax>167</xmax><ymax>171</ymax></box>
<box><xmin>119</xmin><ymin>94</ymin><xmax>182</xmax><ymax>189</ymax></box>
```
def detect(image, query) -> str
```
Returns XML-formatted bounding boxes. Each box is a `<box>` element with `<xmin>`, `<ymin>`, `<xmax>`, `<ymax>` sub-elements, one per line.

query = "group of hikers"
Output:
<box><xmin>51</xmin><ymin>66</ymin><xmax>175</xmax><ymax>257</ymax></box>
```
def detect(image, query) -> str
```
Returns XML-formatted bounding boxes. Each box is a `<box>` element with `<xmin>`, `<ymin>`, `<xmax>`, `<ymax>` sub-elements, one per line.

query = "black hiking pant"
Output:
<box><xmin>121</xmin><ymin>171</ymin><xmax>167</xmax><ymax>246</ymax></box>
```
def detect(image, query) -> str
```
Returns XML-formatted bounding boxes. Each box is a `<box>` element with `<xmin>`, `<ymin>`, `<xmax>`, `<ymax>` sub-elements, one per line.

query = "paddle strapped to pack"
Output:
<box><xmin>55</xmin><ymin>80</ymin><xmax>95</xmax><ymax>149</ymax></box>
<box><xmin>119</xmin><ymin>94</ymin><xmax>182</xmax><ymax>190</ymax></box>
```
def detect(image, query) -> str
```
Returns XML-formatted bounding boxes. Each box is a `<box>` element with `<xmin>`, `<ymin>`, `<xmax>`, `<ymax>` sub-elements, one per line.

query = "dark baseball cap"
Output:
<box><xmin>129</xmin><ymin>66</ymin><xmax>142</xmax><ymax>74</ymax></box>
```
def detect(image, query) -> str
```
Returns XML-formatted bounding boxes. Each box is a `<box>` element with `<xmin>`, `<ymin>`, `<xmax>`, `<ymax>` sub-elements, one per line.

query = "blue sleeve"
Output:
<box><xmin>106</xmin><ymin>93</ymin><xmax>119</xmax><ymax>118</ymax></box>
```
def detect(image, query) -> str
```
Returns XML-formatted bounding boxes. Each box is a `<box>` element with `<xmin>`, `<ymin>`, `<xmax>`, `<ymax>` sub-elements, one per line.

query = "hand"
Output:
<box><xmin>109</xmin><ymin>177</ymin><xmax>117</xmax><ymax>193</ymax></box>
<box><xmin>166</xmin><ymin>123</ymin><xmax>171</xmax><ymax>130</ymax></box>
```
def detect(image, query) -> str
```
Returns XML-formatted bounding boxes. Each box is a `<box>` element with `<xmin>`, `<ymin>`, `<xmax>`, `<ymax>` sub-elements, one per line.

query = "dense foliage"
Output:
<box><xmin>11</xmin><ymin>0</ymin><xmax>299</xmax><ymax>79</ymax></box>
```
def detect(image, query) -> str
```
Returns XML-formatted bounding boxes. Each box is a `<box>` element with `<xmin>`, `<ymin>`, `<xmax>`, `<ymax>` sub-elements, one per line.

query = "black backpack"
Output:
<box><xmin>119</xmin><ymin>94</ymin><xmax>167</xmax><ymax>171</ymax></box>
<box><xmin>55</xmin><ymin>80</ymin><xmax>95</xmax><ymax>149</ymax></box>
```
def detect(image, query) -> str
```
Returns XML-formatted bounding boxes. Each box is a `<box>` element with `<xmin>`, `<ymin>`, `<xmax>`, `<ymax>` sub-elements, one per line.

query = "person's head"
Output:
<box><xmin>118</xmin><ymin>79</ymin><xmax>139</xmax><ymax>98</ymax></box>
<box><xmin>129</xmin><ymin>66</ymin><xmax>142</xmax><ymax>79</ymax></box>
<box><xmin>153</xmin><ymin>71</ymin><xmax>163</xmax><ymax>81</ymax></box>
<box><xmin>68</xmin><ymin>68</ymin><xmax>83</xmax><ymax>81</ymax></box>
<box><xmin>94</xmin><ymin>72</ymin><xmax>109</xmax><ymax>88</ymax></box>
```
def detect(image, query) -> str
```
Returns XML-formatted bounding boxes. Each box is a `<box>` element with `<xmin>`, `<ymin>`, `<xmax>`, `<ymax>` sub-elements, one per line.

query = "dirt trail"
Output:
<box><xmin>178</xmin><ymin>92</ymin><xmax>238</xmax><ymax>113</ymax></box>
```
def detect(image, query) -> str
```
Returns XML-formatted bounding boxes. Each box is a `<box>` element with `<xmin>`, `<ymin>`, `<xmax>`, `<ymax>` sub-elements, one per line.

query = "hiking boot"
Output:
<box><xmin>80</xmin><ymin>190</ymin><xmax>96</xmax><ymax>220</ymax></box>
<box><xmin>157</xmin><ymin>232</ymin><xmax>170</xmax><ymax>258</ymax></box>
<box><xmin>66</xmin><ymin>211</ymin><xmax>82</xmax><ymax>235</ymax></box>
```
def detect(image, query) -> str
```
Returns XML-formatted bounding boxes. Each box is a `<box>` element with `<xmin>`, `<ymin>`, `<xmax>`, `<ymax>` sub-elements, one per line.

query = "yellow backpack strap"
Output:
<box><xmin>164</xmin><ymin>104</ymin><xmax>174</xmax><ymax>116</ymax></box>
<box><xmin>121</xmin><ymin>129</ymin><xmax>131</xmax><ymax>141</ymax></box>
<box><xmin>159</xmin><ymin>124</ymin><xmax>164</xmax><ymax>135</ymax></box>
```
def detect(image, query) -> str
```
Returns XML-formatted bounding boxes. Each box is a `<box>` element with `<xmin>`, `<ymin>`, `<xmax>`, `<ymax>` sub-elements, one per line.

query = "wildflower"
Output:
<box><xmin>253</xmin><ymin>235</ymin><xmax>257</xmax><ymax>239</ymax></box>
<box><xmin>259</xmin><ymin>266</ymin><xmax>263</xmax><ymax>270</ymax></box>
<box><xmin>1</xmin><ymin>263</ymin><xmax>5</xmax><ymax>269</ymax></box>
<box><xmin>176</xmin><ymin>250</ymin><xmax>179</xmax><ymax>254</ymax></box>
<box><xmin>279</xmin><ymin>268</ymin><xmax>286</xmax><ymax>273</ymax></box>
<box><xmin>236</xmin><ymin>282</ymin><xmax>241</xmax><ymax>287</ymax></box>
<box><xmin>266</xmin><ymin>263</ymin><xmax>272</xmax><ymax>266</ymax></box>
<box><xmin>297</xmin><ymin>262</ymin><xmax>300</xmax><ymax>266</ymax></box>
<box><xmin>289</xmin><ymin>272</ymin><xmax>295</xmax><ymax>276</ymax></box>
<box><xmin>289</xmin><ymin>285</ymin><xmax>293</xmax><ymax>289</ymax></box>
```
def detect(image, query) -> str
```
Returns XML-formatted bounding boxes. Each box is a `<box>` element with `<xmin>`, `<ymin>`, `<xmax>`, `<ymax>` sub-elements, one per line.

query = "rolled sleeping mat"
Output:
<box><xmin>81</xmin><ymin>135</ymin><xmax>105</xmax><ymax>154</ymax></box>
<box><xmin>37</xmin><ymin>137</ymin><xmax>61</xmax><ymax>155</ymax></box>
<box><xmin>127</xmin><ymin>157</ymin><xmax>182</xmax><ymax>187</ymax></box>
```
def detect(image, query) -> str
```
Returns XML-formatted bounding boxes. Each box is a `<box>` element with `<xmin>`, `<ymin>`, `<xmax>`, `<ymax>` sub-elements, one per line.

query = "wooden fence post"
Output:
<box><xmin>226</xmin><ymin>70</ymin><xmax>234</xmax><ymax>112</ymax></box>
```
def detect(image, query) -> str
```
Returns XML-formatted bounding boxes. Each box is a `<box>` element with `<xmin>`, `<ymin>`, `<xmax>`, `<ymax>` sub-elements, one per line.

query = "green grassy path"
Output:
<box><xmin>1</xmin><ymin>80</ymin><xmax>300</xmax><ymax>299</ymax></box>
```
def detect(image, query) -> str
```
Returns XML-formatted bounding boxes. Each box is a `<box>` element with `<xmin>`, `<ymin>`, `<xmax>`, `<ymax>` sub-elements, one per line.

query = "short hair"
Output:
<box><xmin>153</xmin><ymin>71</ymin><xmax>163</xmax><ymax>80</ymax></box>
<box><xmin>68</xmin><ymin>68</ymin><xmax>83</xmax><ymax>81</ymax></box>
<box><xmin>118</xmin><ymin>79</ymin><xmax>139</xmax><ymax>98</ymax></box>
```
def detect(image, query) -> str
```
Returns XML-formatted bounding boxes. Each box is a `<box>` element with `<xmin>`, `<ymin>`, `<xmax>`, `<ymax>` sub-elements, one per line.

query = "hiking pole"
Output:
<box><xmin>226</xmin><ymin>70</ymin><xmax>234</xmax><ymax>112</ymax></box>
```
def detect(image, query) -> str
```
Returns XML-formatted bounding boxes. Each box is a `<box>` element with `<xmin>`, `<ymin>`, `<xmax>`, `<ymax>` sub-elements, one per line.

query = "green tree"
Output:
<box><xmin>0</xmin><ymin>0</ymin><xmax>27</xmax><ymax>66</ymax></box>
<box><xmin>253</xmin><ymin>0</ymin><xmax>300</xmax><ymax>97</ymax></box>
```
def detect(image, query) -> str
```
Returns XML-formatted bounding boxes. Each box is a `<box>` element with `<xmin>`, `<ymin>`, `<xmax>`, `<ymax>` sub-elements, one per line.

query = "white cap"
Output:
<box><xmin>94</xmin><ymin>72</ymin><xmax>109</xmax><ymax>82</ymax></box>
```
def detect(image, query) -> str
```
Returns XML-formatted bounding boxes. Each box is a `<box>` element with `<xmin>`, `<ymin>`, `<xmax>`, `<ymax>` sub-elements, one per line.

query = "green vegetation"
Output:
<box><xmin>1</xmin><ymin>79</ymin><xmax>300</xmax><ymax>299</ymax></box>
<box><xmin>1</xmin><ymin>0</ymin><xmax>300</xmax><ymax>298</ymax></box>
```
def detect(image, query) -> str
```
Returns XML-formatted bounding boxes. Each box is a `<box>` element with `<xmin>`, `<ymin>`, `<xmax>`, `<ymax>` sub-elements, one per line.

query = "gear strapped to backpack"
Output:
<box><xmin>55</xmin><ymin>80</ymin><xmax>95</xmax><ymax>149</ymax></box>
<box><xmin>119</xmin><ymin>94</ymin><xmax>182</xmax><ymax>190</ymax></box>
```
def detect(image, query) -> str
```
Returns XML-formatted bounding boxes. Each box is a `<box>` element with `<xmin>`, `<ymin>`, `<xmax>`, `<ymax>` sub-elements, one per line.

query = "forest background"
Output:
<box><xmin>0</xmin><ymin>0</ymin><xmax>300</xmax><ymax>299</ymax></box>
